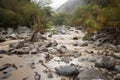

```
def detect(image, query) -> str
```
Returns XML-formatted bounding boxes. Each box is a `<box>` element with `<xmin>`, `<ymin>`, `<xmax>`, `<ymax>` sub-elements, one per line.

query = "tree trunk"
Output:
<box><xmin>30</xmin><ymin>28</ymin><xmax>47</xmax><ymax>42</ymax></box>
<box><xmin>30</xmin><ymin>29</ymin><xmax>40</xmax><ymax>42</ymax></box>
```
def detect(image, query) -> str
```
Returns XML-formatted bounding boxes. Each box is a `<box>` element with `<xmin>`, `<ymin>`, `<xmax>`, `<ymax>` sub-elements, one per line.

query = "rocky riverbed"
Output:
<box><xmin>0</xmin><ymin>26</ymin><xmax>120</xmax><ymax>80</ymax></box>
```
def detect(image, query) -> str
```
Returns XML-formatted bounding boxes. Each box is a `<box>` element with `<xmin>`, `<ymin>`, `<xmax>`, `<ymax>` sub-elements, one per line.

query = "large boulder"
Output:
<box><xmin>55</xmin><ymin>66</ymin><xmax>79</xmax><ymax>76</ymax></box>
<box><xmin>9</xmin><ymin>41</ymin><xmax>24</xmax><ymax>49</ymax></box>
<box><xmin>95</xmin><ymin>56</ymin><xmax>116</xmax><ymax>70</ymax></box>
<box><xmin>17</xmin><ymin>26</ymin><xmax>30</xmax><ymax>33</ymax></box>
<box><xmin>75</xmin><ymin>69</ymin><xmax>108</xmax><ymax>80</ymax></box>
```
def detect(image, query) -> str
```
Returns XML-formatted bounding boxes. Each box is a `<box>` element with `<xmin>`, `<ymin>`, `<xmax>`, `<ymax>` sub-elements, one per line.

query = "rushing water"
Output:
<box><xmin>0</xmin><ymin>27</ymin><xmax>99</xmax><ymax>80</ymax></box>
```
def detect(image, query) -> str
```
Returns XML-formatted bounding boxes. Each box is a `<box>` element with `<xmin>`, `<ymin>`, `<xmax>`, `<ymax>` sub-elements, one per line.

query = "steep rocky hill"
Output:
<box><xmin>56</xmin><ymin>0</ymin><xmax>85</xmax><ymax>13</ymax></box>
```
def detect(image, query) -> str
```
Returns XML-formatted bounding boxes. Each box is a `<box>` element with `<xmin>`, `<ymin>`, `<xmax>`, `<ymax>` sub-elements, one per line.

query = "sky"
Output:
<box><xmin>50</xmin><ymin>0</ymin><xmax>68</xmax><ymax>9</ymax></box>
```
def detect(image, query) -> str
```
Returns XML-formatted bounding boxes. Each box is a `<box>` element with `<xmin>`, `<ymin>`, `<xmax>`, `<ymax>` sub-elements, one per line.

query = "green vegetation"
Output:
<box><xmin>52</xmin><ymin>0</ymin><xmax>120</xmax><ymax>34</ymax></box>
<box><xmin>81</xmin><ymin>0</ymin><xmax>120</xmax><ymax>33</ymax></box>
<box><xmin>0</xmin><ymin>0</ymin><xmax>51</xmax><ymax>29</ymax></box>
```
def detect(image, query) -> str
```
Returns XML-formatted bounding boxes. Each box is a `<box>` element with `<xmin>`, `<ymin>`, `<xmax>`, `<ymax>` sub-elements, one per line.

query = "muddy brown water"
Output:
<box><xmin>0</xmin><ymin>27</ymin><xmax>101</xmax><ymax>80</ymax></box>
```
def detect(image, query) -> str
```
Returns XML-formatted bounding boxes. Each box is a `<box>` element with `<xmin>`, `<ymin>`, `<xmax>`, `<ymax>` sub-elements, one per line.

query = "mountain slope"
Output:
<box><xmin>56</xmin><ymin>0</ymin><xmax>85</xmax><ymax>13</ymax></box>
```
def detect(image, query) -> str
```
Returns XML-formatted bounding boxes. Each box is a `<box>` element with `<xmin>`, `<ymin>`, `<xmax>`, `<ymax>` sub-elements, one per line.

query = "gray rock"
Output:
<box><xmin>45</xmin><ymin>40</ymin><xmax>58</xmax><ymax>47</ymax></box>
<box><xmin>84</xmin><ymin>49</ymin><xmax>94</xmax><ymax>54</ymax></box>
<box><xmin>74</xmin><ymin>41</ymin><xmax>88</xmax><ymax>47</ymax></box>
<box><xmin>34</xmin><ymin>72</ymin><xmax>41</xmax><ymax>80</ymax></box>
<box><xmin>78</xmin><ymin>57</ymin><xmax>87</xmax><ymax>62</ymax></box>
<box><xmin>58</xmin><ymin>45</ymin><xmax>67</xmax><ymax>54</ymax></box>
<box><xmin>18</xmin><ymin>33</ymin><xmax>28</xmax><ymax>39</ymax></box>
<box><xmin>47</xmin><ymin>72</ymin><xmax>53</xmax><ymax>78</ymax></box>
<box><xmin>115</xmin><ymin>65</ymin><xmax>120</xmax><ymax>72</ymax></box>
<box><xmin>113</xmin><ymin>53</ymin><xmax>120</xmax><ymax>59</ymax></box>
<box><xmin>55</xmin><ymin>66</ymin><xmax>79</xmax><ymax>76</ymax></box>
<box><xmin>73</xmin><ymin>37</ymin><xmax>79</xmax><ymax>40</ymax></box>
<box><xmin>7</xmin><ymin>28</ymin><xmax>13</xmax><ymax>36</ymax></box>
<box><xmin>95</xmin><ymin>56</ymin><xmax>115</xmax><ymax>70</ymax></box>
<box><xmin>23</xmin><ymin>77</ymin><xmax>28</xmax><ymax>80</ymax></box>
<box><xmin>114</xmin><ymin>74</ymin><xmax>120</xmax><ymax>80</ymax></box>
<box><xmin>75</xmin><ymin>69</ymin><xmax>108</xmax><ymax>80</ymax></box>
<box><xmin>41</xmin><ymin>48</ymin><xmax>48</xmax><ymax>52</ymax></box>
<box><xmin>9</xmin><ymin>41</ymin><xmax>24</xmax><ymax>49</ymax></box>
<box><xmin>31</xmin><ymin>49</ymin><xmax>38</xmax><ymax>54</ymax></box>
<box><xmin>87</xmin><ymin>56</ymin><xmax>97</xmax><ymax>62</ymax></box>
<box><xmin>0</xmin><ymin>64</ymin><xmax>11</xmax><ymax>71</ymax></box>
<box><xmin>10</xmin><ymin>33</ymin><xmax>17</xmax><ymax>39</ymax></box>
<box><xmin>16</xmin><ymin>49</ymin><xmax>29</xmax><ymax>55</ymax></box>
<box><xmin>0</xmin><ymin>36</ymin><xmax>6</xmax><ymax>42</ymax></box>
<box><xmin>49</xmin><ymin>48</ymin><xmax>59</xmax><ymax>54</ymax></box>
<box><xmin>17</xmin><ymin>26</ymin><xmax>30</xmax><ymax>33</ymax></box>
<box><xmin>48</xmin><ymin>34</ymin><xmax>52</xmax><ymax>37</ymax></box>
<box><xmin>0</xmin><ymin>50</ymin><xmax>7</xmax><ymax>54</ymax></box>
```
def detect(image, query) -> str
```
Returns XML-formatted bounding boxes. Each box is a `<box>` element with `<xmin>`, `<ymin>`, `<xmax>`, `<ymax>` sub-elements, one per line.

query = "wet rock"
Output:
<box><xmin>58</xmin><ymin>45</ymin><xmax>67</xmax><ymax>54</ymax></box>
<box><xmin>49</xmin><ymin>48</ymin><xmax>59</xmax><ymax>54</ymax></box>
<box><xmin>0</xmin><ymin>64</ymin><xmax>11</xmax><ymax>71</ymax></box>
<box><xmin>69</xmin><ymin>51</ymin><xmax>81</xmax><ymax>58</ymax></box>
<box><xmin>87</xmin><ymin>56</ymin><xmax>97</xmax><ymax>62</ymax></box>
<box><xmin>23</xmin><ymin>77</ymin><xmax>28</xmax><ymax>80</ymax></box>
<box><xmin>16</xmin><ymin>49</ymin><xmax>29</xmax><ymax>54</ymax></box>
<box><xmin>114</xmin><ymin>65</ymin><xmax>120</xmax><ymax>72</ymax></box>
<box><xmin>45</xmin><ymin>54</ymin><xmax>52</xmax><ymax>61</ymax></box>
<box><xmin>9</xmin><ymin>33</ymin><xmax>17</xmax><ymax>39</ymax></box>
<box><xmin>74</xmin><ymin>41</ymin><xmax>88</xmax><ymax>47</ymax></box>
<box><xmin>7</xmin><ymin>28</ymin><xmax>13</xmax><ymax>36</ymax></box>
<box><xmin>84</xmin><ymin>49</ymin><xmax>94</xmax><ymax>54</ymax></box>
<box><xmin>17</xmin><ymin>26</ymin><xmax>30</xmax><ymax>33</ymax></box>
<box><xmin>73</xmin><ymin>37</ymin><xmax>79</xmax><ymax>40</ymax></box>
<box><xmin>114</xmin><ymin>74</ymin><xmax>120</xmax><ymax>80</ymax></box>
<box><xmin>43</xmin><ymin>70</ymin><xmax>48</xmax><ymax>73</ymax></box>
<box><xmin>48</xmin><ymin>34</ymin><xmax>52</xmax><ymax>37</ymax></box>
<box><xmin>61</xmin><ymin>78</ymin><xmax>66</xmax><ymax>80</ymax></box>
<box><xmin>3</xmin><ymin>71</ymin><xmax>7</xmax><ymax>74</ymax></box>
<box><xmin>9</xmin><ymin>41</ymin><xmax>24</xmax><ymax>49</ymax></box>
<box><xmin>0</xmin><ymin>36</ymin><xmax>6</xmax><ymax>42</ymax></box>
<box><xmin>34</xmin><ymin>72</ymin><xmax>41</xmax><ymax>80</ymax></box>
<box><xmin>47</xmin><ymin>72</ymin><xmax>53</xmax><ymax>78</ymax></box>
<box><xmin>80</xmin><ymin>42</ymin><xmax>88</xmax><ymax>46</ymax></box>
<box><xmin>61</xmin><ymin>57</ymin><xmax>72</xmax><ymax>63</ymax></box>
<box><xmin>41</xmin><ymin>48</ymin><xmax>48</xmax><ymax>52</ymax></box>
<box><xmin>95</xmin><ymin>56</ymin><xmax>115</xmax><ymax>70</ymax></box>
<box><xmin>1</xmin><ymin>72</ymin><xmax>11</xmax><ymax>79</ymax></box>
<box><xmin>31</xmin><ymin>49</ymin><xmax>38</xmax><ymax>54</ymax></box>
<box><xmin>75</xmin><ymin>69</ymin><xmax>108</xmax><ymax>80</ymax></box>
<box><xmin>45</xmin><ymin>40</ymin><xmax>58</xmax><ymax>47</ymax></box>
<box><xmin>18</xmin><ymin>33</ymin><xmax>28</xmax><ymax>39</ymax></box>
<box><xmin>0</xmin><ymin>55</ymin><xmax>3</xmax><ymax>58</ymax></box>
<box><xmin>113</xmin><ymin>53</ymin><xmax>120</xmax><ymax>59</ymax></box>
<box><xmin>78</xmin><ymin>57</ymin><xmax>87</xmax><ymax>62</ymax></box>
<box><xmin>0</xmin><ymin>50</ymin><xmax>7</xmax><ymax>54</ymax></box>
<box><xmin>55</xmin><ymin>66</ymin><xmax>79</xmax><ymax>76</ymax></box>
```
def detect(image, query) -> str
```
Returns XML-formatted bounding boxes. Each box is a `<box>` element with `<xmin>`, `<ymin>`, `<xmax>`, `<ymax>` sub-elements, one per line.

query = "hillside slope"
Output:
<box><xmin>56</xmin><ymin>0</ymin><xmax>85</xmax><ymax>13</ymax></box>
